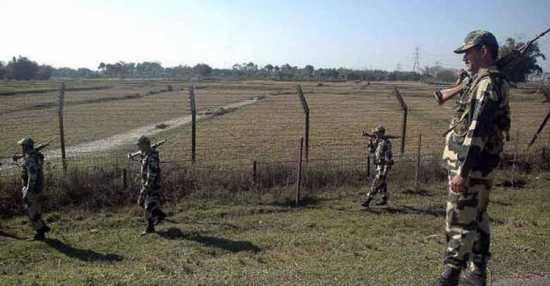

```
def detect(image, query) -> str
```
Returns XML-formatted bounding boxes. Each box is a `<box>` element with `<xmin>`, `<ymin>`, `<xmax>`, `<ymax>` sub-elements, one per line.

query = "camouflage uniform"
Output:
<box><xmin>440</xmin><ymin>33</ymin><xmax>511</xmax><ymax>277</ymax></box>
<box><xmin>363</xmin><ymin>126</ymin><xmax>393</xmax><ymax>207</ymax></box>
<box><xmin>18</xmin><ymin>138</ymin><xmax>50</xmax><ymax>240</ymax></box>
<box><xmin>136</xmin><ymin>136</ymin><xmax>165</xmax><ymax>234</ymax></box>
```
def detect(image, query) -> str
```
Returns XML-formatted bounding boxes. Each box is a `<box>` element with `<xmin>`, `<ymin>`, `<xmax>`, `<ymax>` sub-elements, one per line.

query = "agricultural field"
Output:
<box><xmin>1</xmin><ymin>79</ymin><xmax>549</xmax><ymax>170</ymax></box>
<box><xmin>1</xmin><ymin>79</ymin><xmax>550</xmax><ymax>285</ymax></box>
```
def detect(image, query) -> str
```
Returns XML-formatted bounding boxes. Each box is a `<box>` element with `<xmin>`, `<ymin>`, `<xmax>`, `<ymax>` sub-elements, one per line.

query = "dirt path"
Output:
<box><xmin>0</xmin><ymin>98</ymin><xmax>259</xmax><ymax>171</ymax></box>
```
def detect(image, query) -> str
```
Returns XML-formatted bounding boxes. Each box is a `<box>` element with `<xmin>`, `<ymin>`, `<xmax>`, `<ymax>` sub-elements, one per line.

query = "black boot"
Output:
<box><xmin>28</xmin><ymin>225</ymin><xmax>50</xmax><ymax>241</ymax></box>
<box><xmin>361</xmin><ymin>197</ymin><xmax>373</xmax><ymax>208</ymax></box>
<box><xmin>375</xmin><ymin>196</ymin><xmax>388</xmax><ymax>206</ymax></box>
<box><xmin>140</xmin><ymin>223</ymin><xmax>155</xmax><ymax>236</ymax></box>
<box><xmin>461</xmin><ymin>263</ymin><xmax>487</xmax><ymax>286</ymax></box>
<box><xmin>433</xmin><ymin>266</ymin><xmax>461</xmax><ymax>286</ymax></box>
<box><xmin>154</xmin><ymin>210</ymin><xmax>167</xmax><ymax>225</ymax></box>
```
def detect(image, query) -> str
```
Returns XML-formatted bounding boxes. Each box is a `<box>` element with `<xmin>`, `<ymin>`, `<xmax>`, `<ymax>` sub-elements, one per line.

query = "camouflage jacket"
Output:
<box><xmin>442</xmin><ymin>66</ymin><xmax>511</xmax><ymax>177</ymax></box>
<box><xmin>370</xmin><ymin>138</ymin><xmax>393</xmax><ymax>166</ymax></box>
<box><xmin>140</xmin><ymin>150</ymin><xmax>161</xmax><ymax>191</ymax></box>
<box><xmin>20</xmin><ymin>150</ymin><xmax>44</xmax><ymax>193</ymax></box>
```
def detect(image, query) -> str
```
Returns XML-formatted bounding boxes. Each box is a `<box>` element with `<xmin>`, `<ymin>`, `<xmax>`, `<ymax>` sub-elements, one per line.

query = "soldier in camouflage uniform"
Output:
<box><xmin>18</xmin><ymin>137</ymin><xmax>50</xmax><ymax>241</ymax></box>
<box><xmin>362</xmin><ymin>125</ymin><xmax>393</xmax><ymax>208</ymax></box>
<box><xmin>433</xmin><ymin>31</ymin><xmax>511</xmax><ymax>286</ymax></box>
<box><xmin>135</xmin><ymin>136</ymin><xmax>166</xmax><ymax>236</ymax></box>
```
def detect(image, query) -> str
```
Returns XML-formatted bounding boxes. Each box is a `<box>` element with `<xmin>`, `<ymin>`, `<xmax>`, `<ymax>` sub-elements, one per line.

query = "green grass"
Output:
<box><xmin>1</xmin><ymin>171</ymin><xmax>549</xmax><ymax>285</ymax></box>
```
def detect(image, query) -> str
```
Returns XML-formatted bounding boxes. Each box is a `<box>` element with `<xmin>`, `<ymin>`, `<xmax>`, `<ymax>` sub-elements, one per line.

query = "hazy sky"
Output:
<box><xmin>1</xmin><ymin>0</ymin><xmax>549</xmax><ymax>71</ymax></box>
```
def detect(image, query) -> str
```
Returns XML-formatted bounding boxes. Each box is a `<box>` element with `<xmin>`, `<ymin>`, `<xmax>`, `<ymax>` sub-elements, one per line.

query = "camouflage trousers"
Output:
<box><xmin>22</xmin><ymin>189</ymin><xmax>47</xmax><ymax>232</ymax></box>
<box><xmin>366</xmin><ymin>165</ymin><xmax>390</xmax><ymax>200</ymax></box>
<box><xmin>444</xmin><ymin>172</ymin><xmax>492</xmax><ymax>269</ymax></box>
<box><xmin>139</xmin><ymin>188</ymin><xmax>163</xmax><ymax>225</ymax></box>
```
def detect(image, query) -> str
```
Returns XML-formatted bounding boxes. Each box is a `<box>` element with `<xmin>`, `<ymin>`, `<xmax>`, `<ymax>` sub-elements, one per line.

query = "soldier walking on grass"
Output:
<box><xmin>362</xmin><ymin>125</ymin><xmax>393</xmax><ymax>208</ymax></box>
<box><xmin>134</xmin><ymin>135</ymin><xmax>166</xmax><ymax>236</ymax></box>
<box><xmin>433</xmin><ymin>31</ymin><xmax>511</xmax><ymax>286</ymax></box>
<box><xmin>17</xmin><ymin>137</ymin><xmax>50</xmax><ymax>241</ymax></box>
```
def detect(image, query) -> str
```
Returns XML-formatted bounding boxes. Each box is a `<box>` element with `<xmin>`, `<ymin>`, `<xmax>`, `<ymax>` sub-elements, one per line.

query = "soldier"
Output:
<box><xmin>362</xmin><ymin>125</ymin><xmax>393</xmax><ymax>208</ymax></box>
<box><xmin>18</xmin><ymin>137</ymin><xmax>50</xmax><ymax>241</ymax></box>
<box><xmin>433</xmin><ymin>31</ymin><xmax>511</xmax><ymax>286</ymax></box>
<box><xmin>135</xmin><ymin>135</ymin><xmax>166</xmax><ymax>236</ymax></box>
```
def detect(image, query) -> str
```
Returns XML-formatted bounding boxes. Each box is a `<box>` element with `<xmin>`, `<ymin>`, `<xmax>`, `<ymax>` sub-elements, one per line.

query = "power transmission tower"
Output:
<box><xmin>412</xmin><ymin>47</ymin><xmax>420</xmax><ymax>72</ymax></box>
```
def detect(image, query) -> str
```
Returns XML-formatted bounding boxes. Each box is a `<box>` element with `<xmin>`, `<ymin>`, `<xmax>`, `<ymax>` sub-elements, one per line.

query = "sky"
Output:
<box><xmin>1</xmin><ymin>0</ymin><xmax>549</xmax><ymax>72</ymax></box>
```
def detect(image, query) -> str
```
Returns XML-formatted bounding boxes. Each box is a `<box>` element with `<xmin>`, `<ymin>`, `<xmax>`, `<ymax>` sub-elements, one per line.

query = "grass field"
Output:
<box><xmin>1</xmin><ymin>171</ymin><xmax>549</xmax><ymax>285</ymax></box>
<box><xmin>2</xmin><ymin>79</ymin><xmax>549</xmax><ymax>168</ymax></box>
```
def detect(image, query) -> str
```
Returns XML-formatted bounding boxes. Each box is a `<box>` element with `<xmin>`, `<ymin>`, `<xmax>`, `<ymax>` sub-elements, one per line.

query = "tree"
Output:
<box><xmin>499</xmin><ymin>38</ymin><xmax>546</xmax><ymax>82</ymax></box>
<box><xmin>36</xmin><ymin>65</ymin><xmax>53</xmax><ymax>80</ymax></box>
<box><xmin>98</xmin><ymin>62</ymin><xmax>106</xmax><ymax>73</ymax></box>
<box><xmin>264</xmin><ymin>64</ymin><xmax>274</xmax><ymax>73</ymax></box>
<box><xmin>0</xmin><ymin>61</ymin><xmax>5</xmax><ymax>79</ymax></box>
<box><xmin>6</xmin><ymin>56</ymin><xmax>39</xmax><ymax>80</ymax></box>
<box><xmin>193</xmin><ymin>63</ymin><xmax>212</xmax><ymax>77</ymax></box>
<box><xmin>304</xmin><ymin>65</ymin><xmax>314</xmax><ymax>75</ymax></box>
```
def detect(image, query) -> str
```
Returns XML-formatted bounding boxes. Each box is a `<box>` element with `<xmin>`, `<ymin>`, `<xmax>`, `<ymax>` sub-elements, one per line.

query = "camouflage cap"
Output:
<box><xmin>372</xmin><ymin>125</ymin><xmax>385</xmax><ymax>134</ymax></box>
<box><xmin>17</xmin><ymin>137</ymin><xmax>34</xmax><ymax>148</ymax></box>
<box><xmin>454</xmin><ymin>30</ymin><xmax>498</xmax><ymax>54</ymax></box>
<box><xmin>136</xmin><ymin>135</ymin><xmax>151</xmax><ymax>146</ymax></box>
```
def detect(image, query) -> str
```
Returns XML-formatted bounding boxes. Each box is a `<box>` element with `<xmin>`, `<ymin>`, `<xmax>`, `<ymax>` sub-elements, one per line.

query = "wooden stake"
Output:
<box><xmin>296</xmin><ymin>85</ymin><xmax>310</xmax><ymax>162</ymax></box>
<box><xmin>415</xmin><ymin>133</ymin><xmax>422</xmax><ymax>191</ymax></box>
<box><xmin>393</xmin><ymin>87</ymin><xmax>408</xmax><ymax>154</ymax></box>
<box><xmin>189</xmin><ymin>85</ymin><xmax>197</xmax><ymax>163</ymax></box>
<box><xmin>296</xmin><ymin>137</ymin><xmax>304</xmax><ymax>207</ymax></box>
<box><xmin>58</xmin><ymin>82</ymin><xmax>67</xmax><ymax>174</ymax></box>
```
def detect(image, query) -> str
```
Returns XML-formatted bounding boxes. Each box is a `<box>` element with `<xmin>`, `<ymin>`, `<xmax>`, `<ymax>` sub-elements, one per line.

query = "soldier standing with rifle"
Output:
<box><xmin>16</xmin><ymin>137</ymin><xmax>51</xmax><ymax>241</ymax></box>
<box><xmin>432</xmin><ymin>31</ymin><xmax>511</xmax><ymax>286</ymax></box>
<box><xmin>362</xmin><ymin>125</ymin><xmax>394</xmax><ymax>208</ymax></box>
<box><xmin>132</xmin><ymin>136</ymin><xmax>166</xmax><ymax>236</ymax></box>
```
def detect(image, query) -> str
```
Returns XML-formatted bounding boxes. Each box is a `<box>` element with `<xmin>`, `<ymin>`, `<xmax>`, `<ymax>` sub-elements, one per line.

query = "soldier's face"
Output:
<box><xmin>463</xmin><ymin>47</ymin><xmax>482</xmax><ymax>74</ymax></box>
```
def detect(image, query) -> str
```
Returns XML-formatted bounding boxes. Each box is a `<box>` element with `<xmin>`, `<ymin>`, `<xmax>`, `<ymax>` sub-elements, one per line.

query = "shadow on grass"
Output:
<box><xmin>0</xmin><ymin>230</ymin><xmax>23</xmax><ymax>240</ymax></box>
<box><xmin>363</xmin><ymin>205</ymin><xmax>506</xmax><ymax>225</ymax></box>
<box><xmin>269</xmin><ymin>196</ymin><xmax>325</xmax><ymax>208</ymax></box>
<box><xmin>44</xmin><ymin>238</ymin><xmax>123</xmax><ymax>262</ymax></box>
<box><xmin>158</xmin><ymin>227</ymin><xmax>261</xmax><ymax>253</ymax></box>
<box><xmin>403</xmin><ymin>189</ymin><xmax>433</xmax><ymax>197</ymax></box>
<box><xmin>364</xmin><ymin>205</ymin><xmax>446</xmax><ymax>217</ymax></box>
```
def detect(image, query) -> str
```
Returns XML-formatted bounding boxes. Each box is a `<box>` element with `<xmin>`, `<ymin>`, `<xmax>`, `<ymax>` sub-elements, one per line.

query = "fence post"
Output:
<box><xmin>58</xmin><ymin>82</ymin><xmax>67</xmax><ymax>174</ymax></box>
<box><xmin>189</xmin><ymin>85</ymin><xmax>197</xmax><ymax>163</ymax></box>
<box><xmin>122</xmin><ymin>168</ymin><xmax>128</xmax><ymax>189</ymax></box>
<box><xmin>392</xmin><ymin>87</ymin><xmax>408</xmax><ymax>154</ymax></box>
<box><xmin>296</xmin><ymin>137</ymin><xmax>304</xmax><ymax>207</ymax></box>
<box><xmin>296</xmin><ymin>85</ymin><xmax>310</xmax><ymax>162</ymax></box>
<box><xmin>510</xmin><ymin>130</ymin><xmax>519</xmax><ymax>188</ymax></box>
<box><xmin>252</xmin><ymin>160</ymin><xmax>257</xmax><ymax>185</ymax></box>
<box><xmin>415</xmin><ymin>133</ymin><xmax>422</xmax><ymax>191</ymax></box>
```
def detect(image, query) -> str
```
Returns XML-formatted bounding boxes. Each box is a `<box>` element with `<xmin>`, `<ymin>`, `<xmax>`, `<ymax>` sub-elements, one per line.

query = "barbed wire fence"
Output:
<box><xmin>1</xmin><ymin>80</ymin><xmax>550</xmax><ymax>206</ymax></box>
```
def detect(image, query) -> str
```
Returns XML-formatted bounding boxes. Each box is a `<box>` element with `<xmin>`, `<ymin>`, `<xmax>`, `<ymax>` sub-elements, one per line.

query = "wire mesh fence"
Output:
<box><xmin>1</xmin><ymin>80</ymin><xmax>550</xmax><ymax>194</ymax></box>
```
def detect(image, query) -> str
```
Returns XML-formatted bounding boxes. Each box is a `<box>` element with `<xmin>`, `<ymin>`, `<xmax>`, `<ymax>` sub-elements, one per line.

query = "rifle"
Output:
<box><xmin>128</xmin><ymin>139</ymin><xmax>167</xmax><ymax>160</ymax></box>
<box><xmin>433</xmin><ymin>27</ymin><xmax>550</xmax><ymax>105</ymax></box>
<box><xmin>362</xmin><ymin>131</ymin><xmax>400</xmax><ymax>140</ymax></box>
<box><xmin>12</xmin><ymin>139</ymin><xmax>53</xmax><ymax>161</ymax></box>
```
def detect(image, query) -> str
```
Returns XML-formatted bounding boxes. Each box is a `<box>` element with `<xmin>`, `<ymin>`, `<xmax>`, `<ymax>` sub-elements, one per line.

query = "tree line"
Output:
<box><xmin>0</xmin><ymin>38</ymin><xmax>545</xmax><ymax>82</ymax></box>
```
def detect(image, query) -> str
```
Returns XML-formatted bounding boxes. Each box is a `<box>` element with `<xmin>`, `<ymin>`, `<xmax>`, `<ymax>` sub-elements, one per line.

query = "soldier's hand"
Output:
<box><xmin>455</xmin><ymin>69</ymin><xmax>467</xmax><ymax>86</ymax></box>
<box><xmin>450</xmin><ymin>175</ymin><xmax>465</xmax><ymax>193</ymax></box>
